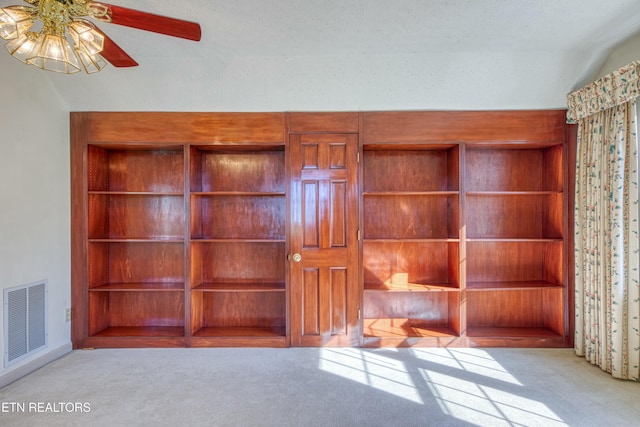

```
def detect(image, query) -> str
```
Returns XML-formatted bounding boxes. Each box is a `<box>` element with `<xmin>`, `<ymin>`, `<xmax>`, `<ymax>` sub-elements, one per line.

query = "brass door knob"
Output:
<box><xmin>292</xmin><ymin>253</ymin><xmax>302</xmax><ymax>262</ymax></box>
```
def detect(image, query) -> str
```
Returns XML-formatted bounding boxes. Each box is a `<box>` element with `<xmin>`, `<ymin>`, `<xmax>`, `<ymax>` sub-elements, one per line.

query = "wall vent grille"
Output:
<box><xmin>4</xmin><ymin>281</ymin><xmax>48</xmax><ymax>367</ymax></box>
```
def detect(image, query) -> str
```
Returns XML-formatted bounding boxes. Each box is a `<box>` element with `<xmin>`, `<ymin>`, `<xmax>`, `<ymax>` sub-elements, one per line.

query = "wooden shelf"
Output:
<box><xmin>363</xmin><ymin>191</ymin><xmax>459</xmax><ymax>196</ymax></box>
<box><xmin>466</xmin><ymin>191</ymin><xmax>563</xmax><ymax>195</ymax></box>
<box><xmin>364</xmin><ymin>282</ymin><xmax>458</xmax><ymax>292</ymax></box>
<box><xmin>190</xmin><ymin>144</ymin><xmax>285</xmax><ymax>153</ymax></box>
<box><xmin>363</xmin><ymin>143</ymin><xmax>459</xmax><ymax>151</ymax></box>
<box><xmin>192</xmin><ymin>283</ymin><xmax>285</xmax><ymax>292</ymax></box>
<box><xmin>190</xmin><ymin>238</ymin><xmax>285</xmax><ymax>243</ymax></box>
<box><xmin>364</xmin><ymin>238</ymin><xmax>460</xmax><ymax>243</ymax></box>
<box><xmin>466</xmin><ymin>327</ymin><xmax>563</xmax><ymax>339</ymax></box>
<box><xmin>90</xmin><ymin>283</ymin><xmax>185</xmax><ymax>292</ymax></box>
<box><xmin>90</xmin><ymin>326</ymin><xmax>185</xmax><ymax>338</ymax></box>
<box><xmin>88</xmin><ymin>191</ymin><xmax>183</xmax><ymax>196</ymax></box>
<box><xmin>191</xmin><ymin>191</ymin><xmax>285</xmax><ymax>196</ymax></box>
<box><xmin>89</xmin><ymin>238</ymin><xmax>185</xmax><ymax>243</ymax></box>
<box><xmin>363</xmin><ymin>319</ymin><xmax>458</xmax><ymax>338</ymax></box>
<box><xmin>466</xmin><ymin>238</ymin><xmax>563</xmax><ymax>242</ymax></box>
<box><xmin>466</xmin><ymin>281</ymin><xmax>563</xmax><ymax>290</ymax></box>
<box><xmin>192</xmin><ymin>326</ymin><xmax>286</xmax><ymax>338</ymax></box>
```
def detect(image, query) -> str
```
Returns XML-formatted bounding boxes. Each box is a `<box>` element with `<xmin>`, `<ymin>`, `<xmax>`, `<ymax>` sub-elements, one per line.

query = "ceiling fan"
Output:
<box><xmin>0</xmin><ymin>0</ymin><xmax>201</xmax><ymax>74</ymax></box>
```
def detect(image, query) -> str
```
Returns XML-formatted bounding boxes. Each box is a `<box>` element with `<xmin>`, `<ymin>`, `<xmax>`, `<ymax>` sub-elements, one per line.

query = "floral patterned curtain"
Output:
<box><xmin>567</xmin><ymin>61</ymin><xmax>640</xmax><ymax>123</ymax></box>
<box><xmin>571</xmin><ymin>63</ymin><xmax>640</xmax><ymax>380</ymax></box>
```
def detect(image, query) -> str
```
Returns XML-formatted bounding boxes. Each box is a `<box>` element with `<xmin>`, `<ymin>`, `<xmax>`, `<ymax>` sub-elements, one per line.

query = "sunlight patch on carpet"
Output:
<box><xmin>421</xmin><ymin>369</ymin><xmax>567</xmax><ymax>426</ymax></box>
<box><xmin>411</xmin><ymin>348</ymin><xmax>523</xmax><ymax>385</ymax></box>
<box><xmin>319</xmin><ymin>348</ymin><xmax>423</xmax><ymax>404</ymax></box>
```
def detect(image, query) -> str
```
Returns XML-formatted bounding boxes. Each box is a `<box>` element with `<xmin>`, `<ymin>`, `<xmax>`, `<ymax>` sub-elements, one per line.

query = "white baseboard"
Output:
<box><xmin>0</xmin><ymin>342</ymin><xmax>72</xmax><ymax>389</ymax></box>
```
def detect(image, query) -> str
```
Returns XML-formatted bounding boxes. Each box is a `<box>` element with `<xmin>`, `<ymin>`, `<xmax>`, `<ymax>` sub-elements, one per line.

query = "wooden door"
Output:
<box><xmin>289</xmin><ymin>133</ymin><xmax>360</xmax><ymax>346</ymax></box>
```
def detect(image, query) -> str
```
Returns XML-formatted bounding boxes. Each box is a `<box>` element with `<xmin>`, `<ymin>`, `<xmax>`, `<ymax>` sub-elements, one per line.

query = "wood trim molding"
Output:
<box><xmin>83</xmin><ymin>112</ymin><xmax>286</xmax><ymax>144</ymax></box>
<box><xmin>362</xmin><ymin>110</ymin><xmax>568</xmax><ymax>144</ymax></box>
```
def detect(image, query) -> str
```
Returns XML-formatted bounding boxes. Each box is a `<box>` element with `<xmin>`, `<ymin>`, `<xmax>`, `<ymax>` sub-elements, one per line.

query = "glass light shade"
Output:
<box><xmin>68</xmin><ymin>21</ymin><xmax>104</xmax><ymax>55</ymax></box>
<box><xmin>0</xmin><ymin>7</ymin><xmax>34</xmax><ymax>40</ymax></box>
<box><xmin>26</xmin><ymin>33</ymin><xmax>81</xmax><ymax>74</ymax></box>
<box><xmin>5</xmin><ymin>32</ymin><xmax>39</xmax><ymax>63</ymax></box>
<box><xmin>74</xmin><ymin>48</ymin><xmax>107</xmax><ymax>74</ymax></box>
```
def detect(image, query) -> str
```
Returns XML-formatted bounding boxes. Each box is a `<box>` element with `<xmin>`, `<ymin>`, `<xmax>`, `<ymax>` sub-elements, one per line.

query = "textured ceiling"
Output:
<box><xmin>3</xmin><ymin>0</ymin><xmax>640</xmax><ymax>111</ymax></box>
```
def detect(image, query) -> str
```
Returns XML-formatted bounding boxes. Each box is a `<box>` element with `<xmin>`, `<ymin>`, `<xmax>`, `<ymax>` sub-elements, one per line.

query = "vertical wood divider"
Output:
<box><xmin>184</xmin><ymin>143</ymin><xmax>192</xmax><ymax>346</ymax></box>
<box><xmin>357</xmin><ymin>112</ymin><xmax>365</xmax><ymax>347</ymax></box>
<box><xmin>459</xmin><ymin>143</ymin><xmax>467</xmax><ymax>342</ymax></box>
<box><xmin>284</xmin><ymin>114</ymin><xmax>292</xmax><ymax>347</ymax></box>
<box><xmin>566</xmin><ymin>124</ymin><xmax>578</xmax><ymax>347</ymax></box>
<box><xmin>70</xmin><ymin>112</ymin><xmax>89</xmax><ymax>348</ymax></box>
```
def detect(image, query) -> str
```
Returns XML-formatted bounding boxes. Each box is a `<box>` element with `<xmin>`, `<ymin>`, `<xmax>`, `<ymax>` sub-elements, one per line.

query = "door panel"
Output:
<box><xmin>302</xmin><ymin>268</ymin><xmax>320</xmax><ymax>336</ymax></box>
<box><xmin>330</xmin><ymin>181</ymin><xmax>347</xmax><ymax>247</ymax></box>
<box><xmin>290</xmin><ymin>133</ymin><xmax>359</xmax><ymax>346</ymax></box>
<box><xmin>302</xmin><ymin>182</ymin><xmax>320</xmax><ymax>247</ymax></box>
<box><xmin>330</xmin><ymin>268</ymin><xmax>348</xmax><ymax>335</ymax></box>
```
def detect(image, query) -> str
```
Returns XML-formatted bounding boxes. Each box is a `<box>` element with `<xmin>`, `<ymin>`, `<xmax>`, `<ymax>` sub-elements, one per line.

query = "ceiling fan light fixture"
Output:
<box><xmin>5</xmin><ymin>30</ymin><xmax>38</xmax><ymax>62</ymax></box>
<box><xmin>68</xmin><ymin>20</ymin><xmax>104</xmax><ymax>55</ymax></box>
<box><xmin>2</xmin><ymin>0</ymin><xmax>201</xmax><ymax>73</ymax></box>
<box><xmin>0</xmin><ymin>6</ymin><xmax>34</xmax><ymax>40</ymax></box>
<box><xmin>74</xmin><ymin>46</ymin><xmax>106</xmax><ymax>73</ymax></box>
<box><xmin>26</xmin><ymin>32</ymin><xmax>81</xmax><ymax>74</ymax></box>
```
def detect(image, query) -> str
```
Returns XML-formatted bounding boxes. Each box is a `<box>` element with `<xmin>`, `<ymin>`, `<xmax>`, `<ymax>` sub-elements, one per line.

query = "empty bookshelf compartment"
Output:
<box><xmin>190</xmin><ymin>146</ymin><xmax>285</xmax><ymax>193</ymax></box>
<box><xmin>88</xmin><ymin>242</ymin><xmax>185</xmax><ymax>290</ymax></box>
<box><xmin>88</xmin><ymin>145</ymin><xmax>184</xmax><ymax>193</ymax></box>
<box><xmin>363</xmin><ymin>291</ymin><xmax>460</xmax><ymax>338</ymax></box>
<box><xmin>191</xmin><ymin>291</ymin><xmax>286</xmax><ymax>337</ymax></box>
<box><xmin>363</xmin><ymin>195</ymin><xmax>459</xmax><ymax>239</ymax></box>
<box><xmin>89</xmin><ymin>194</ymin><xmax>185</xmax><ymax>240</ymax></box>
<box><xmin>190</xmin><ymin>195</ymin><xmax>285</xmax><ymax>240</ymax></box>
<box><xmin>466</xmin><ymin>288</ymin><xmax>564</xmax><ymax>338</ymax></box>
<box><xmin>363</xmin><ymin>241</ymin><xmax>459</xmax><ymax>290</ymax></box>
<box><xmin>363</xmin><ymin>146</ymin><xmax>459</xmax><ymax>192</ymax></box>
<box><xmin>466</xmin><ymin>145</ymin><xmax>563</xmax><ymax>192</ymax></box>
<box><xmin>467</xmin><ymin>241</ymin><xmax>563</xmax><ymax>287</ymax></box>
<box><xmin>190</xmin><ymin>242</ymin><xmax>285</xmax><ymax>290</ymax></box>
<box><xmin>88</xmin><ymin>291</ymin><xmax>185</xmax><ymax>337</ymax></box>
<box><xmin>466</xmin><ymin>193</ymin><xmax>563</xmax><ymax>239</ymax></box>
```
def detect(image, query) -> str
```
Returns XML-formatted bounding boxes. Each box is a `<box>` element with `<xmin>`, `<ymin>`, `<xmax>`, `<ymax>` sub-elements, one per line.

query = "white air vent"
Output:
<box><xmin>4</xmin><ymin>280</ymin><xmax>48</xmax><ymax>367</ymax></box>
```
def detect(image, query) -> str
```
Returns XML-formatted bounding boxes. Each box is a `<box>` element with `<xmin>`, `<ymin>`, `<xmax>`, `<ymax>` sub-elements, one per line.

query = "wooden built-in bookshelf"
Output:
<box><xmin>71</xmin><ymin>111</ymin><xmax>574</xmax><ymax>348</ymax></box>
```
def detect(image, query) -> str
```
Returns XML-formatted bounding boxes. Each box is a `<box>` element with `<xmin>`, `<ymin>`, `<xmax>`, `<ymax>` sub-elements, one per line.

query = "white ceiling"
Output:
<box><xmin>4</xmin><ymin>0</ymin><xmax>640</xmax><ymax>111</ymax></box>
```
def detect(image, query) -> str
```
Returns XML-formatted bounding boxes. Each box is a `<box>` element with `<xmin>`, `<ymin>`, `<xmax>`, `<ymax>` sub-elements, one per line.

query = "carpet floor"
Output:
<box><xmin>0</xmin><ymin>347</ymin><xmax>638</xmax><ymax>426</ymax></box>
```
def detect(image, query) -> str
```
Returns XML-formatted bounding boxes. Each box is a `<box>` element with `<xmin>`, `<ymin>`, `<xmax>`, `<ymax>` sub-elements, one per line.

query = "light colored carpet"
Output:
<box><xmin>0</xmin><ymin>347</ymin><xmax>638</xmax><ymax>426</ymax></box>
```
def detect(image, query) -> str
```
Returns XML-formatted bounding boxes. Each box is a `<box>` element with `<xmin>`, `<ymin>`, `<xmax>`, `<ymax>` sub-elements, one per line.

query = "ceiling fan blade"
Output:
<box><xmin>95</xmin><ymin>26</ymin><xmax>138</xmax><ymax>67</ymax></box>
<box><xmin>101</xmin><ymin>3</ymin><xmax>202</xmax><ymax>41</ymax></box>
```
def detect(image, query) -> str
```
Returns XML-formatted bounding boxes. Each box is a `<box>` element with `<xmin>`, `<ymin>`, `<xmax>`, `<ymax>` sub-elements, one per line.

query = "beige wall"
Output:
<box><xmin>595</xmin><ymin>31</ymin><xmax>640</xmax><ymax>78</ymax></box>
<box><xmin>0</xmin><ymin>54</ymin><xmax>71</xmax><ymax>382</ymax></box>
<box><xmin>593</xmin><ymin>31</ymin><xmax>640</xmax><ymax>122</ymax></box>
